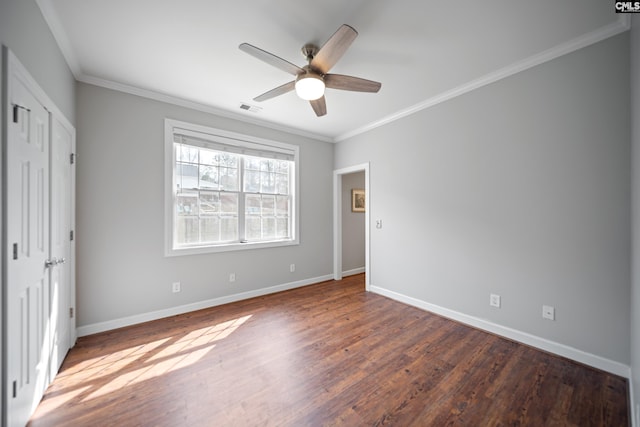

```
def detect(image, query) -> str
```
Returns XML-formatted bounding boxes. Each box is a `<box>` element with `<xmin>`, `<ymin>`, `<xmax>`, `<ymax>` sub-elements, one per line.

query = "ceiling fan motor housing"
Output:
<box><xmin>301</xmin><ymin>44</ymin><xmax>319</xmax><ymax>62</ymax></box>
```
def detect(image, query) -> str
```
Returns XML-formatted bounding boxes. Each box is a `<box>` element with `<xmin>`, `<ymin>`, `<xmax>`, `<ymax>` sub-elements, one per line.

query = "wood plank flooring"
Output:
<box><xmin>28</xmin><ymin>274</ymin><xmax>629</xmax><ymax>426</ymax></box>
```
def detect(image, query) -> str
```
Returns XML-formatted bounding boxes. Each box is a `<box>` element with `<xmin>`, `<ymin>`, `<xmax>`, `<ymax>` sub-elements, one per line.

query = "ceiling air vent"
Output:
<box><xmin>239</xmin><ymin>103</ymin><xmax>262</xmax><ymax>113</ymax></box>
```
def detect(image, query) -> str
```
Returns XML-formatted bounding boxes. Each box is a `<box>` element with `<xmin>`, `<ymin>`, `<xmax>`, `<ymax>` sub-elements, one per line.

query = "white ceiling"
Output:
<box><xmin>37</xmin><ymin>0</ymin><xmax>626</xmax><ymax>142</ymax></box>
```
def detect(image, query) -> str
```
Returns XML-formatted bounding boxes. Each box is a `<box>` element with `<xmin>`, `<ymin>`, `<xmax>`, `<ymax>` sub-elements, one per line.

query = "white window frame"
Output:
<box><xmin>164</xmin><ymin>118</ymin><xmax>299</xmax><ymax>256</ymax></box>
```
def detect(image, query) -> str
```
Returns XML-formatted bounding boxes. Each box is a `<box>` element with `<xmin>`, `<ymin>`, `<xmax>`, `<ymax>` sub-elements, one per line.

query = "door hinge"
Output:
<box><xmin>69</xmin><ymin>307</ymin><xmax>74</xmax><ymax>318</ymax></box>
<box><xmin>70</xmin><ymin>230</ymin><xmax>74</xmax><ymax>241</ymax></box>
<box><xmin>70</xmin><ymin>153</ymin><xmax>75</xmax><ymax>165</ymax></box>
<box><xmin>12</xmin><ymin>243</ymin><xmax>18</xmax><ymax>260</ymax></box>
<box><xmin>12</xmin><ymin>103</ymin><xmax>30</xmax><ymax>123</ymax></box>
<box><xmin>12</xmin><ymin>380</ymin><xmax>17</xmax><ymax>398</ymax></box>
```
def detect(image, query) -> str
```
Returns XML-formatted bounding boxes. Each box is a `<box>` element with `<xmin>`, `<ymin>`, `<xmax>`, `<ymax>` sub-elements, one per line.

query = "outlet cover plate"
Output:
<box><xmin>490</xmin><ymin>294</ymin><xmax>501</xmax><ymax>308</ymax></box>
<box><xmin>172</xmin><ymin>282</ymin><xmax>181</xmax><ymax>293</ymax></box>
<box><xmin>542</xmin><ymin>305</ymin><xmax>555</xmax><ymax>320</ymax></box>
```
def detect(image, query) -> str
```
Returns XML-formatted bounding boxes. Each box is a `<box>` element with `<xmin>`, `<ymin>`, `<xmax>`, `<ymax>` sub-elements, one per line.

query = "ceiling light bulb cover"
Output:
<box><xmin>295</xmin><ymin>74</ymin><xmax>325</xmax><ymax>100</ymax></box>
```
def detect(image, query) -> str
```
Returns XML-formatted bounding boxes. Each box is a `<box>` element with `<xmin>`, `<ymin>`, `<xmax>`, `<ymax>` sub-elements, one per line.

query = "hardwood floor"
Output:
<box><xmin>29</xmin><ymin>274</ymin><xmax>629</xmax><ymax>426</ymax></box>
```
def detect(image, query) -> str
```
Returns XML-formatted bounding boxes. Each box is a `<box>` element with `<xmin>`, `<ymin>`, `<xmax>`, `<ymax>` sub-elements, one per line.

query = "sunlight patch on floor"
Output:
<box><xmin>31</xmin><ymin>315</ymin><xmax>253</xmax><ymax>419</ymax></box>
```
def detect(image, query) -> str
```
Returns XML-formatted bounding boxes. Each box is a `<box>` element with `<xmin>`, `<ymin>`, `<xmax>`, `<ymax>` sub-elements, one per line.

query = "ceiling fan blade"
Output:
<box><xmin>253</xmin><ymin>81</ymin><xmax>296</xmax><ymax>102</ymax></box>
<box><xmin>310</xmin><ymin>96</ymin><xmax>327</xmax><ymax>117</ymax></box>
<box><xmin>239</xmin><ymin>43</ymin><xmax>304</xmax><ymax>76</ymax></box>
<box><xmin>324</xmin><ymin>74</ymin><xmax>381</xmax><ymax>93</ymax></box>
<box><xmin>310</xmin><ymin>24</ymin><xmax>358</xmax><ymax>74</ymax></box>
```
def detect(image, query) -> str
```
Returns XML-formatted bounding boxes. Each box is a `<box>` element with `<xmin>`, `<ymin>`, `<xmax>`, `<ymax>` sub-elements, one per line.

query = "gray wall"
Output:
<box><xmin>342</xmin><ymin>171</ymin><xmax>365</xmax><ymax>273</ymax></box>
<box><xmin>335</xmin><ymin>33</ymin><xmax>631</xmax><ymax>364</ymax></box>
<box><xmin>75</xmin><ymin>82</ymin><xmax>334</xmax><ymax>328</ymax></box>
<box><xmin>0</xmin><ymin>0</ymin><xmax>76</xmax><ymax>124</ymax></box>
<box><xmin>631</xmin><ymin>14</ymin><xmax>640</xmax><ymax>425</ymax></box>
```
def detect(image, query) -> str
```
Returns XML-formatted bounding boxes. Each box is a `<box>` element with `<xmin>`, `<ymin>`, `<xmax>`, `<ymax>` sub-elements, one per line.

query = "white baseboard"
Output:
<box><xmin>342</xmin><ymin>267</ymin><xmax>365</xmax><ymax>277</ymax></box>
<box><xmin>77</xmin><ymin>274</ymin><xmax>333</xmax><ymax>337</ymax></box>
<box><xmin>370</xmin><ymin>285</ymin><xmax>631</xmax><ymax>379</ymax></box>
<box><xmin>631</xmin><ymin>376</ymin><xmax>638</xmax><ymax>427</ymax></box>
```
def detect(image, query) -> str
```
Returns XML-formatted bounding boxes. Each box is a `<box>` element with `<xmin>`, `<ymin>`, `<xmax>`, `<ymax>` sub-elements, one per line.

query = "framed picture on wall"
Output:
<box><xmin>352</xmin><ymin>188</ymin><xmax>365</xmax><ymax>212</ymax></box>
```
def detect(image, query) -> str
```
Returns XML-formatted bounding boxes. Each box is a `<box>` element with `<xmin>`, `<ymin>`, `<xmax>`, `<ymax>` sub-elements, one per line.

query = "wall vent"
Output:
<box><xmin>239</xmin><ymin>103</ymin><xmax>262</xmax><ymax>113</ymax></box>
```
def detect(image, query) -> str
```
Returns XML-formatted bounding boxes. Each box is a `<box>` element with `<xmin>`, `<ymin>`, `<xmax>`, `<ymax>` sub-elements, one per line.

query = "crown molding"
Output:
<box><xmin>37</xmin><ymin>0</ymin><xmax>630</xmax><ymax>144</ymax></box>
<box><xmin>77</xmin><ymin>74</ymin><xmax>333</xmax><ymax>143</ymax></box>
<box><xmin>335</xmin><ymin>15</ymin><xmax>631</xmax><ymax>142</ymax></box>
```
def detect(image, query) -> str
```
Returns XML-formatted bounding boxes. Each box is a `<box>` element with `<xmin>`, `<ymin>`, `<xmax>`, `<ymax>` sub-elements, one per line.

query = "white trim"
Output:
<box><xmin>80</xmin><ymin>74</ymin><xmax>333</xmax><ymax>143</ymax></box>
<box><xmin>77</xmin><ymin>274</ymin><xmax>333</xmax><ymax>337</ymax></box>
<box><xmin>164</xmin><ymin>118</ymin><xmax>300</xmax><ymax>257</ymax></box>
<box><xmin>333</xmin><ymin>163</ymin><xmax>370</xmax><ymax>290</ymax></box>
<box><xmin>370</xmin><ymin>285</ymin><xmax>631</xmax><ymax>378</ymax></box>
<box><xmin>631</xmin><ymin>379</ymin><xmax>638</xmax><ymax>427</ymax></box>
<box><xmin>335</xmin><ymin>16</ymin><xmax>631</xmax><ymax>142</ymax></box>
<box><xmin>342</xmin><ymin>267</ymin><xmax>365</xmax><ymax>277</ymax></box>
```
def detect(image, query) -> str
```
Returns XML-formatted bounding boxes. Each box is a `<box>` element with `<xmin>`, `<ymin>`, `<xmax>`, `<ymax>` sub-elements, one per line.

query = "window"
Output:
<box><xmin>165</xmin><ymin>119</ymin><xmax>298</xmax><ymax>256</ymax></box>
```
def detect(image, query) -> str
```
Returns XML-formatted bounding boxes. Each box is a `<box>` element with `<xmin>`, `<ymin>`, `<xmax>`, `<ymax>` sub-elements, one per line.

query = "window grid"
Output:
<box><xmin>173</xmin><ymin>144</ymin><xmax>292</xmax><ymax>249</ymax></box>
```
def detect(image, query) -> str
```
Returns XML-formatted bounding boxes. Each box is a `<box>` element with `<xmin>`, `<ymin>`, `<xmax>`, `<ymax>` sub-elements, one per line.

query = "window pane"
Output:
<box><xmin>246</xmin><ymin>216</ymin><xmax>261</xmax><ymax>240</ymax></box>
<box><xmin>220</xmin><ymin>193</ymin><xmax>238</xmax><ymax>215</ymax></box>
<box><xmin>245</xmin><ymin>157</ymin><xmax>261</xmax><ymax>171</ymax></box>
<box><xmin>261</xmin><ymin>172</ymin><xmax>276</xmax><ymax>193</ymax></box>
<box><xmin>220</xmin><ymin>167</ymin><xmax>238</xmax><ymax>191</ymax></box>
<box><xmin>200</xmin><ymin>217</ymin><xmax>220</xmax><ymax>243</ymax></box>
<box><xmin>219</xmin><ymin>153</ymin><xmax>238</xmax><ymax>168</ymax></box>
<box><xmin>200</xmin><ymin>149</ymin><xmax>218</xmax><ymax>165</ymax></box>
<box><xmin>176</xmin><ymin>191</ymin><xmax>198</xmax><ymax>215</ymax></box>
<box><xmin>262</xmin><ymin>218</ymin><xmax>276</xmax><ymax>239</ymax></box>
<box><xmin>199</xmin><ymin>165</ymin><xmax>218</xmax><ymax>189</ymax></box>
<box><xmin>262</xmin><ymin>195</ymin><xmax>275</xmax><ymax>215</ymax></box>
<box><xmin>276</xmin><ymin>174</ymin><xmax>289</xmax><ymax>194</ymax></box>
<box><xmin>276</xmin><ymin>161</ymin><xmax>289</xmax><ymax>173</ymax></box>
<box><xmin>200</xmin><ymin>192</ymin><xmax>220</xmax><ymax>215</ymax></box>
<box><xmin>176</xmin><ymin>163</ymin><xmax>199</xmax><ymax>190</ymax></box>
<box><xmin>178</xmin><ymin>145</ymin><xmax>198</xmax><ymax>163</ymax></box>
<box><xmin>176</xmin><ymin>216</ymin><xmax>199</xmax><ymax>244</ymax></box>
<box><xmin>260</xmin><ymin>159</ymin><xmax>275</xmax><ymax>172</ymax></box>
<box><xmin>221</xmin><ymin>217</ymin><xmax>238</xmax><ymax>241</ymax></box>
<box><xmin>244</xmin><ymin>170</ymin><xmax>260</xmax><ymax>193</ymax></box>
<box><xmin>246</xmin><ymin>194</ymin><xmax>260</xmax><ymax>214</ymax></box>
<box><xmin>276</xmin><ymin>218</ymin><xmax>289</xmax><ymax>238</ymax></box>
<box><xmin>276</xmin><ymin>196</ymin><xmax>289</xmax><ymax>216</ymax></box>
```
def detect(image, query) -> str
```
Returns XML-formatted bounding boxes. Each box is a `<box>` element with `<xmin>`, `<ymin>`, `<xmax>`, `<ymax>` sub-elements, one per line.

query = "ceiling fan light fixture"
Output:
<box><xmin>295</xmin><ymin>73</ymin><xmax>325</xmax><ymax>100</ymax></box>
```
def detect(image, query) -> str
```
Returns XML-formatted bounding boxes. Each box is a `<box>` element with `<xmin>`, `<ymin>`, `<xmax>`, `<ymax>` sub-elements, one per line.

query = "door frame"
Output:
<box><xmin>333</xmin><ymin>163</ymin><xmax>370</xmax><ymax>290</ymax></box>
<box><xmin>2</xmin><ymin>47</ymin><xmax>76</xmax><ymax>426</ymax></box>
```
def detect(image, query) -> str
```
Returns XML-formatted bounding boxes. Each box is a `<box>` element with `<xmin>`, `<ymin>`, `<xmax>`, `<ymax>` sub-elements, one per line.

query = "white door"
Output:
<box><xmin>49</xmin><ymin>117</ymin><xmax>73</xmax><ymax>376</ymax></box>
<box><xmin>6</xmin><ymin>60</ymin><xmax>51</xmax><ymax>427</ymax></box>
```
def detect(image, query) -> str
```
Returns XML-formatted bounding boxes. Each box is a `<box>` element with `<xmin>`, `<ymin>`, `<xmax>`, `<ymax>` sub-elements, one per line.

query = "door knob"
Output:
<box><xmin>45</xmin><ymin>258</ymin><xmax>58</xmax><ymax>268</ymax></box>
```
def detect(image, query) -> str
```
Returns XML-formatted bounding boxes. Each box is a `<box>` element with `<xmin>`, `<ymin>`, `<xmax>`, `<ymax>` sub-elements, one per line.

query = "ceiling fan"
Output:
<box><xmin>239</xmin><ymin>24</ymin><xmax>381</xmax><ymax>117</ymax></box>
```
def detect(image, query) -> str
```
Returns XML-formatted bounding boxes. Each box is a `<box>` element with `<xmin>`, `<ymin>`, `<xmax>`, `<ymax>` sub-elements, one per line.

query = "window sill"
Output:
<box><xmin>165</xmin><ymin>238</ymin><xmax>299</xmax><ymax>257</ymax></box>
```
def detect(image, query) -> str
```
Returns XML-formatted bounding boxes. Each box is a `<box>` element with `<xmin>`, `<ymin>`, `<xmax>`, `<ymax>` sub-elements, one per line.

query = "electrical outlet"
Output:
<box><xmin>490</xmin><ymin>294</ymin><xmax>501</xmax><ymax>308</ymax></box>
<box><xmin>290</xmin><ymin>263</ymin><xmax>295</xmax><ymax>273</ymax></box>
<box><xmin>229</xmin><ymin>273</ymin><xmax>236</xmax><ymax>283</ymax></box>
<box><xmin>172</xmin><ymin>282</ymin><xmax>181</xmax><ymax>293</ymax></box>
<box><xmin>376</xmin><ymin>220</ymin><xmax>383</xmax><ymax>229</ymax></box>
<box><xmin>542</xmin><ymin>305</ymin><xmax>555</xmax><ymax>320</ymax></box>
